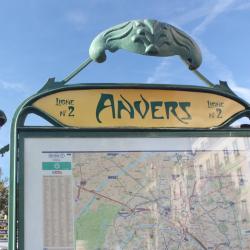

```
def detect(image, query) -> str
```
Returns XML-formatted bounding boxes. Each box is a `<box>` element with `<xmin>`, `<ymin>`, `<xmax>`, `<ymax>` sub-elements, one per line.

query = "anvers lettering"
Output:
<box><xmin>96</xmin><ymin>93</ymin><xmax>192</xmax><ymax>124</ymax></box>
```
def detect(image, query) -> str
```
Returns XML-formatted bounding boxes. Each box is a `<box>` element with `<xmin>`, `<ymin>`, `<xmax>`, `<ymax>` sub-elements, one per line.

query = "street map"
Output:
<box><xmin>72</xmin><ymin>150</ymin><xmax>250</xmax><ymax>250</ymax></box>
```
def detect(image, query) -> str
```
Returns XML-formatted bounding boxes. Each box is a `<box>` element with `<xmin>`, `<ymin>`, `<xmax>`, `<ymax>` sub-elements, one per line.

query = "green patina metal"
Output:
<box><xmin>8</xmin><ymin>19</ymin><xmax>250</xmax><ymax>250</ymax></box>
<box><xmin>0</xmin><ymin>144</ymin><xmax>9</xmax><ymax>157</ymax></box>
<box><xmin>88</xmin><ymin>19</ymin><xmax>202</xmax><ymax>68</ymax></box>
<box><xmin>0</xmin><ymin>110</ymin><xmax>8</xmax><ymax>157</ymax></box>
<box><xmin>39</xmin><ymin>19</ymin><xmax>212</xmax><ymax>89</ymax></box>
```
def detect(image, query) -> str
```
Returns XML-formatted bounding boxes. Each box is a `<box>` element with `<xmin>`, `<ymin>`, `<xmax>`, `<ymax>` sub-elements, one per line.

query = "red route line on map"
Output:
<box><xmin>77</xmin><ymin>184</ymin><xmax>151</xmax><ymax>214</ymax></box>
<box><xmin>80</xmin><ymin>186</ymin><xmax>134</xmax><ymax>212</ymax></box>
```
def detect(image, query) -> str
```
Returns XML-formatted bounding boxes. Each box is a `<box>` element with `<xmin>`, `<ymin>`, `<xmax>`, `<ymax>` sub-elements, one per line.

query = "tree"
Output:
<box><xmin>0</xmin><ymin>110</ymin><xmax>8</xmax><ymax>216</ymax></box>
<box><xmin>0</xmin><ymin>168</ymin><xmax>8</xmax><ymax>216</ymax></box>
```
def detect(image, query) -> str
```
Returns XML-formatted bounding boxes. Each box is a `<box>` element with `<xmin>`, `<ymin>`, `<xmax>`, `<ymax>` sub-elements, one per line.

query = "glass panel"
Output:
<box><xmin>24</xmin><ymin>136</ymin><xmax>250</xmax><ymax>250</ymax></box>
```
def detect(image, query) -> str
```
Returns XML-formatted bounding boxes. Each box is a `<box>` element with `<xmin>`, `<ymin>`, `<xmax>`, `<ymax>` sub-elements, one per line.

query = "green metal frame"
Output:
<box><xmin>8</xmin><ymin>82</ymin><xmax>250</xmax><ymax>250</ymax></box>
<box><xmin>9</xmin><ymin>82</ymin><xmax>250</xmax><ymax>129</ymax></box>
<box><xmin>14</xmin><ymin>127</ymin><xmax>250</xmax><ymax>250</ymax></box>
<box><xmin>8</xmin><ymin>18</ymin><xmax>250</xmax><ymax>250</ymax></box>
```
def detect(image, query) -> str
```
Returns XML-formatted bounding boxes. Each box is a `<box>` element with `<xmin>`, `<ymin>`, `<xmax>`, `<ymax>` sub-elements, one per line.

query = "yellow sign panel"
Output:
<box><xmin>32</xmin><ymin>89</ymin><xmax>245</xmax><ymax>128</ymax></box>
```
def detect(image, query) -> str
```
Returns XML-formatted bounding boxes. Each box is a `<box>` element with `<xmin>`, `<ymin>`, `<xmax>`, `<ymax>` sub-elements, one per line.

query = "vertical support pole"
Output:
<box><xmin>8</xmin><ymin>104</ymin><xmax>27</xmax><ymax>250</ymax></box>
<box><xmin>8</xmin><ymin>116</ymin><xmax>18</xmax><ymax>250</ymax></box>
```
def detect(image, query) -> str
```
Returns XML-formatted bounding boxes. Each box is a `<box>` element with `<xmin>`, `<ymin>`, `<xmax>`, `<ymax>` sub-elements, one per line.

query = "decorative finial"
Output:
<box><xmin>89</xmin><ymin>19</ymin><xmax>202</xmax><ymax>70</ymax></box>
<box><xmin>57</xmin><ymin>19</ymin><xmax>214</xmax><ymax>88</ymax></box>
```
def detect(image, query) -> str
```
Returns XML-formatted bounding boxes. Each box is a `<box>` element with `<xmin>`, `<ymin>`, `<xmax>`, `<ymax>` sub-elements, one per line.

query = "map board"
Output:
<box><xmin>22</xmin><ymin>133</ymin><xmax>250</xmax><ymax>250</ymax></box>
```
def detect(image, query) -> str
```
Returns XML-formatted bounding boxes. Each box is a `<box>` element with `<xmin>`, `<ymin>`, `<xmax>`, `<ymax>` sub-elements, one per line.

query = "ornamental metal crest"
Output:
<box><xmin>89</xmin><ymin>19</ymin><xmax>202</xmax><ymax>70</ymax></box>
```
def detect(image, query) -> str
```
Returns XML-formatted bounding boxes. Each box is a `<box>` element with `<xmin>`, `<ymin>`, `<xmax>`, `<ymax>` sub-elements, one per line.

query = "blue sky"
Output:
<box><xmin>0</xmin><ymin>0</ymin><xmax>250</xmax><ymax>177</ymax></box>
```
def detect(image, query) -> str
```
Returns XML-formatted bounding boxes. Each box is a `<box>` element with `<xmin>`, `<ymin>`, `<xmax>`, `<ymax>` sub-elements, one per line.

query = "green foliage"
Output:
<box><xmin>0</xmin><ymin>168</ymin><xmax>8</xmax><ymax>216</ymax></box>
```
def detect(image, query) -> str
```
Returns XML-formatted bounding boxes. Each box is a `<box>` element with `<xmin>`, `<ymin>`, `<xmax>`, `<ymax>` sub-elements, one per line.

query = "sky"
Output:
<box><xmin>0</xmin><ymin>0</ymin><xmax>250</xmax><ymax>177</ymax></box>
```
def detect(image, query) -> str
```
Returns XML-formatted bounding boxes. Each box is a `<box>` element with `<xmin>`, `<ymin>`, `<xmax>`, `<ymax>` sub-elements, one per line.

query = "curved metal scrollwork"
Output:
<box><xmin>89</xmin><ymin>19</ymin><xmax>202</xmax><ymax>70</ymax></box>
<box><xmin>40</xmin><ymin>19</ymin><xmax>214</xmax><ymax>90</ymax></box>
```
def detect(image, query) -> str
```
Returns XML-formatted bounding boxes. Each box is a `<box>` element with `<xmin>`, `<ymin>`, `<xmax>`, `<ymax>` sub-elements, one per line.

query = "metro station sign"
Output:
<box><xmin>32</xmin><ymin>87</ymin><xmax>246</xmax><ymax>129</ymax></box>
<box><xmin>8</xmin><ymin>19</ymin><xmax>250</xmax><ymax>250</ymax></box>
